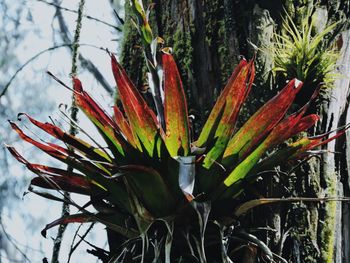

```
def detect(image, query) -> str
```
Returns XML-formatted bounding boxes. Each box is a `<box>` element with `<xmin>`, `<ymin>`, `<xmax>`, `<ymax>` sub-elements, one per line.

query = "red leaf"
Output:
<box><xmin>202</xmin><ymin>59</ymin><xmax>255</xmax><ymax>168</ymax></box>
<box><xmin>223</xmin><ymin>79</ymin><xmax>303</xmax><ymax>166</ymax></box>
<box><xmin>18</xmin><ymin>113</ymin><xmax>113</xmax><ymax>164</ymax></box>
<box><xmin>293</xmin><ymin>114</ymin><xmax>320</xmax><ymax>134</ymax></box>
<box><xmin>162</xmin><ymin>53</ymin><xmax>190</xmax><ymax>156</ymax></box>
<box><xmin>9</xmin><ymin>121</ymin><xmax>69</xmax><ymax>159</ymax></box>
<box><xmin>290</xmin><ymin>125</ymin><xmax>350</xmax><ymax>160</ymax></box>
<box><xmin>41</xmin><ymin>213</ymin><xmax>95</xmax><ymax>237</ymax></box>
<box><xmin>111</xmin><ymin>55</ymin><xmax>159</xmax><ymax>156</ymax></box>
<box><xmin>195</xmin><ymin>59</ymin><xmax>249</xmax><ymax>147</ymax></box>
<box><xmin>73</xmin><ymin>78</ymin><xmax>126</xmax><ymax>156</ymax></box>
<box><xmin>8</xmin><ymin>122</ymin><xmax>111</xmax><ymax>178</ymax></box>
<box><xmin>6</xmin><ymin>146</ymin><xmax>94</xmax><ymax>193</ymax></box>
<box><xmin>113</xmin><ymin>105</ymin><xmax>138</xmax><ymax>147</ymax></box>
<box><xmin>31</xmin><ymin>176</ymin><xmax>92</xmax><ymax>195</ymax></box>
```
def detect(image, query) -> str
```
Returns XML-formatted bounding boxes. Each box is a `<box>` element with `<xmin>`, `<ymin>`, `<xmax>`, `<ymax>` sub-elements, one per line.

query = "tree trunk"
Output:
<box><xmin>119</xmin><ymin>0</ymin><xmax>350</xmax><ymax>262</ymax></box>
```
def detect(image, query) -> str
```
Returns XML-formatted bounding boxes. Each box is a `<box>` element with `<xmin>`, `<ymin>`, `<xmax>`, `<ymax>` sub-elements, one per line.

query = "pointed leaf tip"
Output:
<box><xmin>111</xmin><ymin>54</ymin><xmax>159</xmax><ymax>156</ymax></box>
<box><xmin>162</xmin><ymin>53</ymin><xmax>190</xmax><ymax>156</ymax></box>
<box><xmin>73</xmin><ymin>77</ymin><xmax>83</xmax><ymax>92</ymax></box>
<box><xmin>294</xmin><ymin>79</ymin><xmax>302</xmax><ymax>88</ymax></box>
<box><xmin>202</xmin><ymin>59</ymin><xmax>255</xmax><ymax>168</ymax></box>
<box><xmin>195</xmin><ymin>58</ymin><xmax>250</xmax><ymax>148</ymax></box>
<box><xmin>223</xmin><ymin>78</ymin><xmax>303</xmax><ymax>166</ymax></box>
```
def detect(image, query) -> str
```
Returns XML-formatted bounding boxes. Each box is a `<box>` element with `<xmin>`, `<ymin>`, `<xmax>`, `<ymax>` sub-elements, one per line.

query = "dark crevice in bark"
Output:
<box><xmin>338</xmin><ymin>87</ymin><xmax>350</xmax><ymax>263</ymax></box>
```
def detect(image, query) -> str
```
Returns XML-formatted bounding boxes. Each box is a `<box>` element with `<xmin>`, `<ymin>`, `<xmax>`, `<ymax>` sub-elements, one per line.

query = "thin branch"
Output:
<box><xmin>0</xmin><ymin>44</ymin><xmax>69</xmax><ymax>99</ymax></box>
<box><xmin>51</xmin><ymin>1</ymin><xmax>85</xmax><ymax>262</ymax></box>
<box><xmin>53</xmin><ymin>0</ymin><xmax>114</xmax><ymax>95</ymax></box>
<box><xmin>0</xmin><ymin>218</ymin><xmax>32</xmax><ymax>262</ymax></box>
<box><xmin>67</xmin><ymin>223</ymin><xmax>95</xmax><ymax>263</ymax></box>
<box><xmin>0</xmin><ymin>43</ymin><xmax>110</xmax><ymax>100</ymax></box>
<box><xmin>35</xmin><ymin>0</ymin><xmax>122</xmax><ymax>31</ymax></box>
<box><xmin>113</xmin><ymin>10</ymin><xmax>125</xmax><ymax>25</ymax></box>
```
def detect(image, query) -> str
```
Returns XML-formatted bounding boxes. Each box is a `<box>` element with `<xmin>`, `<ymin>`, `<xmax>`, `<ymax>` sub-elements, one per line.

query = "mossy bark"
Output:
<box><xmin>119</xmin><ymin>0</ymin><xmax>350</xmax><ymax>262</ymax></box>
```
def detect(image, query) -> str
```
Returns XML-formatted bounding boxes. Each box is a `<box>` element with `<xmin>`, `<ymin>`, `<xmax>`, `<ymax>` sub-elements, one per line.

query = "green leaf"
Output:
<box><xmin>222</xmin><ymin>78</ymin><xmax>303</xmax><ymax>167</ymax></box>
<box><xmin>131</xmin><ymin>0</ymin><xmax>153</xmax><ymax>44</ymax></box>
<box><xmin>195</xmin><ymin>59</ymin><xmax>248</xmax><ymax>147</ymax></box>
<box><xmin>111</xmin><ymin>55</ymin><xmax>159</xmax><ymax>157</ymax></box>
<box><xmin>223</xmin><ymin>111</ymin><xmax>318</xmax><ymax>188</ymax></box>
<box><xmin>121</xmin><ymin>165</ymin><xmax>176</xmax><ymax>217</ymax></box>
<box><xmin>162</xmin><ymin>53</ymin><xmax>190</xmax><ymax>157</ymax></box>
<box><xmin>73</xmin><ymin>78</ymin><xmax>126</xmax><ymax>158</ymax></box>
<box><xmin>202</xmin><ymin>60</ymin><xmax>255</xmax><ymax>168</ymax></box>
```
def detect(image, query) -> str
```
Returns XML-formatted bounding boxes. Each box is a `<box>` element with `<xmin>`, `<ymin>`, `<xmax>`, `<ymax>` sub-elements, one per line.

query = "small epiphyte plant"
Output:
<box><xmin>272</xmin><ymin>10</ymin><xmax>340</xmax><ymax>90</ymax></box>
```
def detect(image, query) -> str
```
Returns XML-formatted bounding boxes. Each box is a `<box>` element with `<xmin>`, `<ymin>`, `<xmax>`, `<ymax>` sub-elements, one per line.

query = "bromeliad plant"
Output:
<box><xmin>7</xmin><ymin>51</ymin><xmax>346</xmax><ymax>261</ymax></box>
<box><xmin>6</xmin><ymin>3</ymin><xmax>347</xmax><ymax>261</ymax></box>
<box><xmin>271</xmin><ymin>10</ymin><xmax>340</xmax><ymax>91</ymax></box>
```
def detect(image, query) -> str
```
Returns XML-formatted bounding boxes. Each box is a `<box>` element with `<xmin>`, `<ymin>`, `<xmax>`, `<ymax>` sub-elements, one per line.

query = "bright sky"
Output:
<box><xmin>1</xmin><ymin>1</ymin><xmax>125</xmax><ymax>262</ymax></box>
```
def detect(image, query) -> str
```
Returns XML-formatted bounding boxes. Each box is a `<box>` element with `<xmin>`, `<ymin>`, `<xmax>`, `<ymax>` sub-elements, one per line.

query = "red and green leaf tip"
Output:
<box><xmin>7</xmin><ymin>52</ymin><xmax>348</xmax><ymax>235</ymax></box>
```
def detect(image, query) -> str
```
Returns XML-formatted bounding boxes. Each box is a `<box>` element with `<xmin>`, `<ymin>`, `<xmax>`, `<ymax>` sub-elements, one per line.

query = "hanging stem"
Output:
<box><xmin>51</xmin><ymin>1</ymin><xmax>85</xmax><ymax>262</ymax></box>
<box><xmin>131</xmin><ymin>0</ymin><xmax>165</xmax><ymax>130</ymax></box>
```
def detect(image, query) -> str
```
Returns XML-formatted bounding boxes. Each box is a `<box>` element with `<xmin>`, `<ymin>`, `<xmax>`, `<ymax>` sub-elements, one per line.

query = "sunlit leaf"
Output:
<box><xmin>203</xmin><ymin>60</ymin><xmax>255</xmax><ymax>168</ymax></box>
<box><xmin>195</xmin><ymin>59</ymin><xmax>248</xmax><ymax>147</ymax></box>
<box><xmin>73</xmin><ymin>78</ymin><xmax>126</xmax><ymax>157</ymax></box>
<box><xmin>111</xmin><ymin>55</ymin><xmax>159</xmax><ymax>157</ymax></box>
<box><xmin>162</xmin><ymin>53</ymin><xmax>190</xmax><ymax>157</ymax></box>
<box><xmin>223</xmin><ymin>78</ymin><xmax>303</xmax><ymax>166</ymax></box>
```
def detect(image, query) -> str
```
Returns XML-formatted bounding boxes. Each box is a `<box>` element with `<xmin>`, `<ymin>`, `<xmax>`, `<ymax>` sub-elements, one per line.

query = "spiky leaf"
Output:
<box><xmin>111</xmin><ymin>55</ymin><xmax>159</xmax><ymax>157</ymax></box>
<box><xmin>162</xmin><ymin>53</ymin><xmax>190</xmax><ymax>157</ymax></box>
<box><xmin>195</xmin><ymin>59</ymin><xmax>248</xmax><ymax>147</ymax></box>
<box><xmin>203</xmin><ymin>60</ymin><xmax>255</xmax><ymax>168</ymax></box>
<box><xmin>223</xmin><ymin>78</ymin><xmax>303</xmax><ymax>166</ymax></box>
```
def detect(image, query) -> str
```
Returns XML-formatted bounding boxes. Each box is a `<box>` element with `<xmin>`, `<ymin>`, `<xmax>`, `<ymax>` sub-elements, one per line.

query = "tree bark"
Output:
<box><xmin>120</xmin><ymin>0</ymin><xmax>350</xmax><ymax>262</ymax></box>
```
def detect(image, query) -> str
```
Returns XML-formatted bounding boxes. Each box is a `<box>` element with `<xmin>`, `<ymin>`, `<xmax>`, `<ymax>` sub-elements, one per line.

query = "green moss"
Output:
<box><xmin>287</xmin><ymin>202</ymin><xmax>320</xmax><ymax>263</ymax></box>
<box><xmin>120</xmin><ymin>1</ymin><xmax>145</xmax><ymax>86</ymax></box>
<box><xmin>320</xmin><ymin>174</ymin><xmax>337</xmax><ymax>263</ymax></box>
<box><xmin>172</xmin><ymin>28</ymin><xmax>193</xmax><ymax>74</ymax></box>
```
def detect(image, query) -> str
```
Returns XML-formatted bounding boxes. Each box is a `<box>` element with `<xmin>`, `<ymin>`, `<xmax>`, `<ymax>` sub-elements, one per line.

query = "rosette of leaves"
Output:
<box><xmin>7</xmin><ymin>49</ymin><xmax>347</xmax><ymax>262</ymax></box>
<box><xmin>272</xmin><ymin>10</ymin><xmax>340</xmax><ymax>92</ymax></box>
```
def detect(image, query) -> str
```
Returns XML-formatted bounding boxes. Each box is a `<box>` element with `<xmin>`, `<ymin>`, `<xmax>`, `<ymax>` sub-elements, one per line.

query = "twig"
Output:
<box><xmin>0</xmin><ymin>44</ymin><xmax>68</xmax><ymax>99</ymax></box>
<box><xmin>0</xmin><ymin>43</ymin><xmax>111</xmax><ymax>99</ymax></box>
<box><xmin>113</xmin><ymin>10</ymin><xmax>125</xmax><ymax>25</ymax></box>
<box><xmin>67</xmin><ymin>223</ymin><xmax>95</xmax><ymax>263</ymax></box>
<box><xmin>51</xmin><ymin>1</ymin><xmax>85</xmax><ymax>262</ymax></box>
<box><xmin>79</xmin><ymin>237</ymin><xmax>109</xmax><ymax>261</ymax></box>
<box><xmin>35</xmin><ymin>0</ymin><xmax>122</xmax><ymax>31</ymax></box>
<box><xmin>0</xmin><ymin>218</ymin><xmax>32</xmax><ymax>262</ymax></box>
<box><xmin>53</xmin><ymin>0</ymin><xmax>114</xmax><ymax>95</ymax></box>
